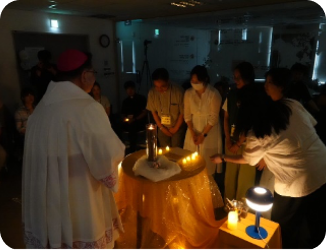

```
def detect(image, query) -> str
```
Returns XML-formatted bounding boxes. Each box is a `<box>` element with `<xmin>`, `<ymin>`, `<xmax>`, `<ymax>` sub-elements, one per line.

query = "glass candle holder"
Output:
<box><xmin>146</xmin><ymin>123</ymin><xmax>157</xmax><ymax>162</ymax></box>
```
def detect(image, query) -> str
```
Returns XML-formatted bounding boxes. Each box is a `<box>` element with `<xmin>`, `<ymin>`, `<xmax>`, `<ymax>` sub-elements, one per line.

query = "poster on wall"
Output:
<box><xmin>167</xmin><ymin>34</ymin><xmax>196</xmax><ymax>84</ymax></box>
<box><xmin>272</xmin><ymin>31</ymin><xmax>316</xmax><ymax>70</ymax></box>
<box><xmin>19</xmin><ymin>47</ymin><xmax>44</xmax><ymax>71</ymax></box>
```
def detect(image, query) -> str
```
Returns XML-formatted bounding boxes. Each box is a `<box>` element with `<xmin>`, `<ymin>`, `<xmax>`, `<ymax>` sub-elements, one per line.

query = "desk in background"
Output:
<box><xmin>114</xmin><ymin>148</ymin><xmax>225</xmax><ymax>249</ymax></box>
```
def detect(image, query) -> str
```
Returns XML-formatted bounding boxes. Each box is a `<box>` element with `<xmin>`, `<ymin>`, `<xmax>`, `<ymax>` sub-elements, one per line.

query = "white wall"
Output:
<box><xmin>0</xmin><ymin>9</ymin><xmax>119</xmax><ymax>113</ymax></box>
<box><xmin>116</xmin><ymin>21</ymin><xmax>210</xmax><ymax>100</ymax></box>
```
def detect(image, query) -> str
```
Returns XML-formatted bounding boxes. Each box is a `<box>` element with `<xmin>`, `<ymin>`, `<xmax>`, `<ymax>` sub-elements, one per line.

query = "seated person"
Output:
<box><xmin>14</xmin><ymin>87</ymin><xmax>35</xmax><ymax>164</ymax></box>
<box><xmin>90</xmin><ymin>82</ymin><xmax>111</xmax><ymax>117</ymax></box>
<box><xmin>121</xmin><ymin>81</ymin><xmax>147</xmax><ymax>152</ymax></box>
<box><xmin>15</xmin><ymin>88</ymin><xmax>35</xmax><ymax>136</ymax></box>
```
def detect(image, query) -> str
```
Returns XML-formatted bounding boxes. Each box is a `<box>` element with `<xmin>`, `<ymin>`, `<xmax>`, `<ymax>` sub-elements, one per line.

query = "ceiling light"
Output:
<box><xmin>50</xmin><ymin>19</ymin><xmax>59</xmax><ymax>28</ymax></box>
<box><xmin>189</xmin><ymin>0</ymin><xmax>202</xmax><ymax>5</ymax></box>
<box><xmin>180</xmin><ymin>1</ymin><xmax>195</xmax><ymax>6</ymax></box>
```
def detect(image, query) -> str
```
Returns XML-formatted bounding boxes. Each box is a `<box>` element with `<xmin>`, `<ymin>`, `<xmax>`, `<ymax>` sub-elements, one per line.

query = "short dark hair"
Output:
<box><xmin>37</xmin><ymin>50</ymin><xmax>52</xmax><ymax>62</ymax></box>
<box><xmin>152</xmin><ymin>68</ymin><xmax>169</xmax><ymax>82</ymax></box>
<box><xmin>124</xmin><ymin>80</ymin><xmax>136</xmax><ymax>89</ymax></box>
<box><xmin>190</xmin><ymin>65</ymin><xmax>210</xmax><ymax>84</ymax></box>
<box><xmin>234</xmin><ymin>61</ymin><xmax>255</xmax><ymax>85</ymax></box>
<box><xmin>55</xmin><ymin>53</ymin><xmax>93</xmax><ymax>82</ymax></box>
<box><xmin>92</xmin><ymin>81</ymin><xmax>101</xmax><ymax>90</ymax></box>
<box><xmin>265</xmin><ymin>68</ymin><xmax>292</xmax><ymax>93</ymax></box>
<box><xmin>290</xmin><ymin>63</ymin><xmax>308</xmax><ymax>75</ymax></box>
<box><xmin>20</xmin><ymin>87</ymin><xmax>35</xmax><ymax>102</ymax></box>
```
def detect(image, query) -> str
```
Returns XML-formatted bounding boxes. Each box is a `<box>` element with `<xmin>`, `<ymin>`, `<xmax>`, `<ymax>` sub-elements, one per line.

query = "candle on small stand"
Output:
<box><xmin>227</xmin><ymin>211</ymin><xmax>238</xmax><ymax>230</ymax></box>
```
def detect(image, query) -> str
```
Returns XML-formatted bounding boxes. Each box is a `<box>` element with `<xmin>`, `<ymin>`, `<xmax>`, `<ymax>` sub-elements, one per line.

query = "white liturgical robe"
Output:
<box><xmin>22</xmin><ymin>81</ymin><xmax>125</xmax><ymax>248</ymax></box>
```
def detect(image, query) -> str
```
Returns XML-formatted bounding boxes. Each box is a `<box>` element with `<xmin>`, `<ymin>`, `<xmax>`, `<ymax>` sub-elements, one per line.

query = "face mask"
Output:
<box><xmin>191</xmin><ymin>83</ymin><xmax>204</xmax><ymax>91</ymax></box>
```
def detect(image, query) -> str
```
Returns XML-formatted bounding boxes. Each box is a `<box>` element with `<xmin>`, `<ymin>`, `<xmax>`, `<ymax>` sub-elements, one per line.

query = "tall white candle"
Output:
<box><xmin>227</xmin><ymin>211</ymin><xmax>238</xmax><ymax>230</ymax></box>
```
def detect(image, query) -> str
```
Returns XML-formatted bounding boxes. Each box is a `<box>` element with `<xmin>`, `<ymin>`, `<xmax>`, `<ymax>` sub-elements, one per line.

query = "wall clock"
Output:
<box><xmin>99</xmin><ymin>34</ymin><xmax>110</xmax><ymax>48</ymax></box>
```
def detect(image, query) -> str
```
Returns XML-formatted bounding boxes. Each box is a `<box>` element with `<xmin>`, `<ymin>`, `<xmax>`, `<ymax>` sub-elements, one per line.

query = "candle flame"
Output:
<box><xmin>158</xmin><ymin>149</ymin><xmax>163</xmax><ymax>155</ymax></box>
<box><xmin>186</xmin><ymin>156</ymin><xmax>191</xmax><ymax>161</ymax></box>
<box><xmin>183</xmin><ymin>158</ymin><xmax>187</xmax><ymax>164</ymax></box>
<box><xmin>166</xmin><ymin>146</ymin><xmax>170</xmax><ymax>151</ymax></box>
<box><xmin>125</xmin><ymin>118</ymin><xmax>129</xmax><ymax>122</ymax></box>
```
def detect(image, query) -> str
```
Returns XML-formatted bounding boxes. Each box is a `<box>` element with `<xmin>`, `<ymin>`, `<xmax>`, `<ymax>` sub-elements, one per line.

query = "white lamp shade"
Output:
<box><xmin>246</xmin><ymin>199</ymin><xmax>273</xmax><ymax>212</ymax></box>
<box><xmin>245</xmin><ymin>187</ymin><xmax>274</xmax><ymax>212</ymax></box>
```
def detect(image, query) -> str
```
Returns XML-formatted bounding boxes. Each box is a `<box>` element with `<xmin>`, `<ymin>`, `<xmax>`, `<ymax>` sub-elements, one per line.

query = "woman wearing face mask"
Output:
<box><xmin>183</xmin><ymin>65</ymin><xmax>224</xmax><ymax>178</ymax></box>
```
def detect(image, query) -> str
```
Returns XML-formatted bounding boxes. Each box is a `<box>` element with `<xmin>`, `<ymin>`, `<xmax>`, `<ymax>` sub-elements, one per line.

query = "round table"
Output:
<box><xmin>114</xmin><ymin>148</ymin><xmax>225</xmax><ymax>249</ymax></box>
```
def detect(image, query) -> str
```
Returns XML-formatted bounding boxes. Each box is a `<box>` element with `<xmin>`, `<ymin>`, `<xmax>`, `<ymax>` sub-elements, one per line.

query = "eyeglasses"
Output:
<box><xmin>86</xmin><ymin>70</ymin><xmax>98</xmax><ymax>75</ymax></box>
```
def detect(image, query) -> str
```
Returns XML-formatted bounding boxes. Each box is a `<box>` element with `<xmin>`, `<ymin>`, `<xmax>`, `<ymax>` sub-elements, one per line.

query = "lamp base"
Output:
<box><xmin>246</xmin><ymin>225</ymin><xmax>268</xmax><ymax>239</ymax></box>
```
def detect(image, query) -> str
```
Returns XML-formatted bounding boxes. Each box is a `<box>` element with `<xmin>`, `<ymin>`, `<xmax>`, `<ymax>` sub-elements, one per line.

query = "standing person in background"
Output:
<box><xmin>22</xmin><ymin>49</ymin><xmax>125</xmax><ymax>249</ymax></box>
<box><xmin>287</xmin><ymin>62</ymin><xmax>319</xmax><ymax>115</ymax></box>
<box><xmin>146</xmin><ymin>68</ymin><xmax>186</xmax><ymax>148</ymax></box>
<box><xmin>183</xmin><ymin>65</ymin><xmax>223</xmax><ymax>176</ymax></box>
<box><xmin>315</xmin><ymin>84</ymin><xmax>326</xmax><ymax>145</ymax></box>
<box><xmin>90</xmin><ymin>81</ymin><xmax>111</xmax><ymax>117</ymax></box>
<box><xmin>222</xmin><ymin>61</ymin><xmax>257</xmax><ymax>202</ymax></box>
<box><xmin>121</xmin><ymin>80</ymin><xmax>147</xmax><ymax>153</ymax></box>
<box><xmin>30</xmin><ymin>49</ymin><xmax>57</xmax><ymax>105</ymax></box>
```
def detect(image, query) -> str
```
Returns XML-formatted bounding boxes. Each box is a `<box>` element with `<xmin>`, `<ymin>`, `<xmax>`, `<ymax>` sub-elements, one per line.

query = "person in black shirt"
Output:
<box><xmin>286</xmin><ymin>63</ymin><xmax>319</xmax><ymax>115</ymax></box>
<box><xmin>121</xmin><ymin>81</ymin><xmax>147</xmax><ymax>152</ymax></box>
<box><xmin>30</xmin><ymin>50</ymin><xmax>57</xmax><ymax>105</ymax></box>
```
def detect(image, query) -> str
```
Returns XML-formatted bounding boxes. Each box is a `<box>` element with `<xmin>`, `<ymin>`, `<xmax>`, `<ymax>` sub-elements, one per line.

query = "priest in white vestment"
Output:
<box><xmin>22</xmin><ymin>49</ymin><xmax>125</xmax><ymax>248</ymax></box>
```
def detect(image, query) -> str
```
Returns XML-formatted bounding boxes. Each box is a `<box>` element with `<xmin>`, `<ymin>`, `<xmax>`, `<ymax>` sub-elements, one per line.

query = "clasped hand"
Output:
<box><xmin>192</xmin><ymin>133</ymin><xmax>204</xmax><ymax>145</ymax></box>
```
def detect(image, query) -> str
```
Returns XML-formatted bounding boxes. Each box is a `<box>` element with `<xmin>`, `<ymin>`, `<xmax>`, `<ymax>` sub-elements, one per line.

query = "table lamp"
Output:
<box><xmin>245</xmin><ymin>187</ymin><xmax>273</xmax><ymax>240</ymax></box>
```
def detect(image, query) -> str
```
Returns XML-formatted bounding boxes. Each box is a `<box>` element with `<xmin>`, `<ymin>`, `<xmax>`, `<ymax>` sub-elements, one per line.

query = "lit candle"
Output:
<box><xmin>227</xmin><ymin>211</ymin><xmax>238</xmax><ymax>230</ymax></box>
<box><xmin>125</xmin><ymin>118</ymin><xmax>129</xmax><ymax>122</ymax></box>
<box><xmin>158</xmin><ymin>149</ymin><xmax>163</xmax><ymax>155</ymax></box>
<box><xmin>146</xmin><ymin>124</ymin><xmax>157</xmax><ymax>162</ymax></box>
<box><xmin>182</xmin><ymin>158</ymin><xmax>187</xmax><ymax>164</ymax></box>
<box><xmin>187</xmin><ymin>156</ymin><xmax>191</xmax><ymax>162</ymax></box>
<box><xmin>166</xmin><ymin>146</ymin><xmax>170</xmax><ymax>152</ymax></box>
<box><xmin>191</xmin><ymin>153</ymin><xmax>196</xmax><ymax>160</ymax></box>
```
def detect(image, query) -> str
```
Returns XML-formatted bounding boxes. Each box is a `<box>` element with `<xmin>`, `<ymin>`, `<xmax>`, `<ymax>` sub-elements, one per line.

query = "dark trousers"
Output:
<box><xmin>271</xmin><ymin>183</ymin><xmax>326</xmax><ymax>249</ymax></box>
<box><xmin>122</xmin><ymin>120</ymin><xmax>146</xmax><ymax>153</ymax></box>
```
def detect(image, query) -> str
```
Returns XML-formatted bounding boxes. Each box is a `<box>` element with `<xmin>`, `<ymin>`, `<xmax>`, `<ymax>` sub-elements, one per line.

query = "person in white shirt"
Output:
<box><xmin>90</xmin><ymin>81</ymin><xmax>111</xmax><ymax>117</ymax></box>
<box><xmin>22</xmin><ymin>49</ymin><xmax>125</xmax><ymax>248</ymax></box>
<box><xmin>210</xmin><ymin>68</ymin><xmax>326</xmax><ymax>249</ymax></box>
<box><xmin>183</xmin><ymin>65</ymin><xmax>223</xmax><ymax>176</ymax></box>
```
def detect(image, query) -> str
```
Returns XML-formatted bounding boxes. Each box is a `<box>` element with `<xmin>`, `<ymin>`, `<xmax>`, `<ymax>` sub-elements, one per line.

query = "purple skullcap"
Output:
<box><xmin>57</xmin><ymin>49</ymin><xmax>88</xmax><ymax>72</ymax></box>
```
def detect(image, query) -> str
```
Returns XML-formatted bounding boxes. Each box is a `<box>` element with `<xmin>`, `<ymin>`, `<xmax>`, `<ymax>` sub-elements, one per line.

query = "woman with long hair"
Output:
<box><xmin>211</xmin><ymin>68</ymin><xmax>326</xmax><ymax>249</ymax></box>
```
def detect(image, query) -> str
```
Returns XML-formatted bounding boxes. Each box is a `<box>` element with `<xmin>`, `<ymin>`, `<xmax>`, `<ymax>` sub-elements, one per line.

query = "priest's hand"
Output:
<box><xmin>210</xmin><ymin>154</ymin><xmax>223</xmax><ymax>164</ymax></box>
